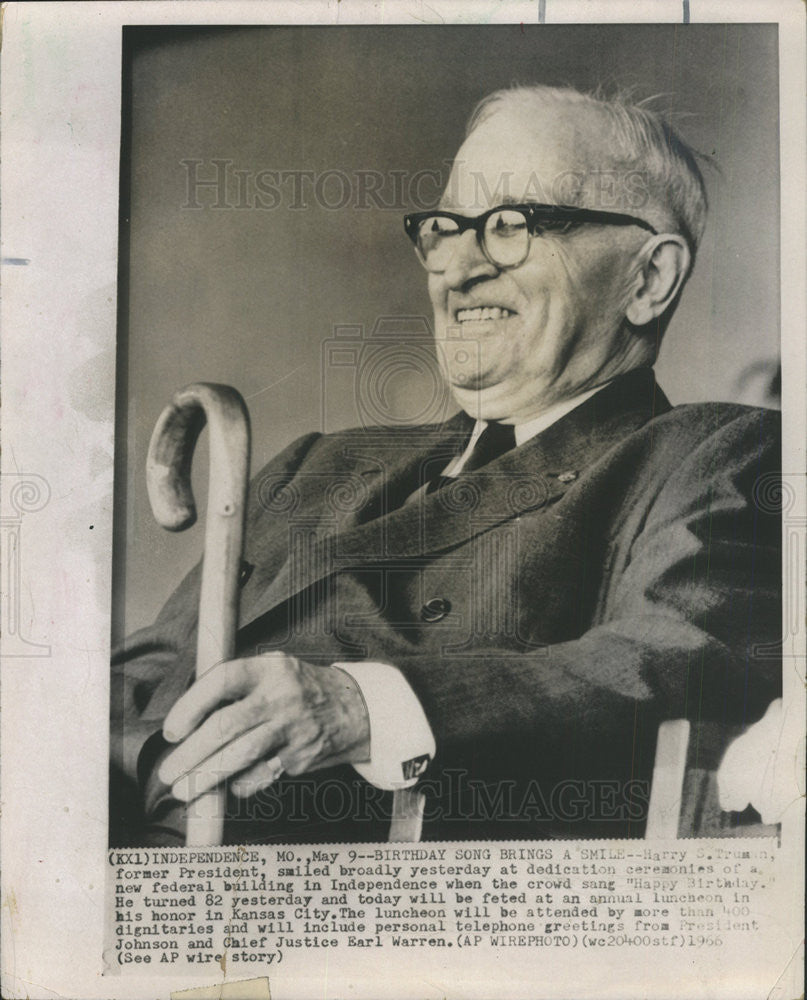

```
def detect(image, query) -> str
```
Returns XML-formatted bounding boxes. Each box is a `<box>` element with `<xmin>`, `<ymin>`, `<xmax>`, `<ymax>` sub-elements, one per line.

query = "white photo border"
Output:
<box><xmin>1</xmin><ymin>3</ymin><xmax>804</xmax><ymax>999</ymax></box>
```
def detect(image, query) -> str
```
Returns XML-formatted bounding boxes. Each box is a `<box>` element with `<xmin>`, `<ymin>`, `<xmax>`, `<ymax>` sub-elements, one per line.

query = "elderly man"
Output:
<box><xmin>110</xmin><ymin>85</ymin><xmax>781</xmax><ymax>844</ymax></box>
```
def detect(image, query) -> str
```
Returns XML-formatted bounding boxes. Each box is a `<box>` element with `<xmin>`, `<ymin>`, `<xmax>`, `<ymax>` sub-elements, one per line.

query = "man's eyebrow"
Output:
<box><xmin>436</xmin><ymin>198</ymin><xmax>536</xmax><ymax>212</ymax></box>
<box><xmin>498</xmin><ymin>198</ymin><xmax>565</xmax><ymax>208</ymax></box>
<box><xmin>494</xmin><ymin>198</ymin><xmax>563</xmax><ymax>209</ymax></box>
<box><xmin>434</xmin><ymin>198</ymin><xmax>560</xmax><ymax>214</ymax></box>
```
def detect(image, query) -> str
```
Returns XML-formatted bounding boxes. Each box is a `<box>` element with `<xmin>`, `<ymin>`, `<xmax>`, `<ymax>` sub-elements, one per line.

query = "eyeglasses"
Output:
<box><xmin>403</xmin><ymin>202</ymin><xmax>657</xmax><ymax>273</ymax></box>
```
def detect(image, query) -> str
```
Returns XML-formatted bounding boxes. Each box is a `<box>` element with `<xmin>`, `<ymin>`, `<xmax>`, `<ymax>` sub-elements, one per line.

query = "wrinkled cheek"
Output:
<box><xmin>537</xmin><ymin>301</ymin><xmax>576</xmax><ymax>371</ymax></box>
<box><xmin>520</xmin><ymin>294</ymin><xmax>595</xmax><ymax>386</ymax></box>
<box><xmin>520</xmin><ymin>295</ymin><xmax>557</xmax><ymax>355</ymax></box>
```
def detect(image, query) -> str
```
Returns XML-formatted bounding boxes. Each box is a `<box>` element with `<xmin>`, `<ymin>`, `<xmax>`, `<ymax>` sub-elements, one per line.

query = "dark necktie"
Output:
<box><xmin>461</xmin><ymin>420</ymin><xmax>517</xmax><ymax>473</ymax></box>
<box><xmin>426</xmin><ymin>420</ymin><xmax>516</xmax><ymax>494</ymax></box>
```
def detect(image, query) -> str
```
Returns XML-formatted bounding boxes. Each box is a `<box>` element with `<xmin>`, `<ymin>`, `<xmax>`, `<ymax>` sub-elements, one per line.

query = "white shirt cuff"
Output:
<box><xmin>332</xmin><ymin>661</ymin><xmax>435</xmax><ymax>791</ymax></box>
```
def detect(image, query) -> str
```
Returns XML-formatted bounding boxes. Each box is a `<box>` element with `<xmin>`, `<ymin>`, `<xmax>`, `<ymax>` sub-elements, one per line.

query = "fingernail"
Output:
<box><xmin>163</xmin><ymin>728</ymin><xmax>179</xmax><ymax>743</ymax></box>
<box><xmin>171</xmin><ymin>780</ymin><xmax>189</xmax><ymax>802</ymax></box>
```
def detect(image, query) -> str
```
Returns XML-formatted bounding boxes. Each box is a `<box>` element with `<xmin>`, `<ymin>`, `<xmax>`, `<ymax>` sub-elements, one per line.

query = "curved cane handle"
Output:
<box><xmin>146</xmin><ymin>383</ymin><xmax>250</xmax><ymax>846</ymax></box>
<box><xmin>147</xmin><ymin>383</ymin><xmax>250</xmax><ymax>531</ymax></box>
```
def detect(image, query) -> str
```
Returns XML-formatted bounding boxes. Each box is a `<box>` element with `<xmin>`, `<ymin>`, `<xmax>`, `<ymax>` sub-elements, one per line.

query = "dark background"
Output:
<box><xmin>114</xmin><ymin>23</ymin><xmax>780</xmax><ymax>639</ymax></box>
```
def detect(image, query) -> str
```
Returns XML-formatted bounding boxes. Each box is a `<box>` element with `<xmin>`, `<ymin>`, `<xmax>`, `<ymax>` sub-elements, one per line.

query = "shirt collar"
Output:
<box><xmin>511</xmin><ymin>381</ymin><xmax>611</xmax><ymax>446</ymax></box>
<box><xmin>447</xmin><ymin>380</ymin><xmax>613</xmax><ymax>477</ymax></box>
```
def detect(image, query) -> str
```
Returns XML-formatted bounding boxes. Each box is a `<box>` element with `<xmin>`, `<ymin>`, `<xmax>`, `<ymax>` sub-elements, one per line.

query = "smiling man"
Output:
<box><xmin>111</xmin><ymin>85</ymin><xmax>781</xmax><ymax>845</ymax></box>
<box><xmin>421</xmin><ymin>91</ymin><xmax>691</xmax><ymax>422</ymax></box>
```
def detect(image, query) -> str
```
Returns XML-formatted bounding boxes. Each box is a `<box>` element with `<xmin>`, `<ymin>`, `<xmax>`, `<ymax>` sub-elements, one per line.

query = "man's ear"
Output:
<box><xmin>625</xmin><ymin>235</ymin><xmax>691</xmax><ymax>327</ymax></box>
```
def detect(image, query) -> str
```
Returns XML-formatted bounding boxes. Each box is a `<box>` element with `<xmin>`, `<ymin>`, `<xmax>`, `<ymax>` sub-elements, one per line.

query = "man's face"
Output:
<box><xmin>428</xmin><ymin>103</ymin><xmax>652</xmax><ymax>422</ymax></box>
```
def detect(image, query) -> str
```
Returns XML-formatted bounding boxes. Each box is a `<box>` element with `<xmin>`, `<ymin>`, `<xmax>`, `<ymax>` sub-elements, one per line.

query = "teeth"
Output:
<box><xmin>456</xmin><ymin>306</ymin><xmax>513</xmax><ymax>322</ymax></box>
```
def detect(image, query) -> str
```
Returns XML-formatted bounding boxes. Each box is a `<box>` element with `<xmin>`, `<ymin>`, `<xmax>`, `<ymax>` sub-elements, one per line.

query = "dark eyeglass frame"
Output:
<box><xmin>403</xmin><ymin>202</ymin><xmax>658</xmax><ymax>272</ymax></box>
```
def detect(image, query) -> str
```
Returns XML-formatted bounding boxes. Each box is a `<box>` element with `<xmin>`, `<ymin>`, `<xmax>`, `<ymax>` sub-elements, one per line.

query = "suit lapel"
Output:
<box><xmin>238</xmin><ymin>412</ymin><xmax>473</xmax><ymax>625</ymax></box>
<box><xmin>239</xmin><ymin>368</ymin><xmax>669</xmax><ymax>628</ymax></box>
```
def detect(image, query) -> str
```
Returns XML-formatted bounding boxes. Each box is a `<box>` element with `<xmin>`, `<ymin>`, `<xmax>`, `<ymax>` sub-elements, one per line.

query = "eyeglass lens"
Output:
<box><xmin>417</xmin><ymin>208</ymin><xmax>530</xmax><ymax>272</ymax></box>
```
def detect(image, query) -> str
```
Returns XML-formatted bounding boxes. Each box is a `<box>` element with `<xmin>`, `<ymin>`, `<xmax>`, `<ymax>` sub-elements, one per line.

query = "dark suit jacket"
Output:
<box><xmin>110</xmin><ymin>369</ymin><xmax>781</xmax><ymax>844</ymax></box>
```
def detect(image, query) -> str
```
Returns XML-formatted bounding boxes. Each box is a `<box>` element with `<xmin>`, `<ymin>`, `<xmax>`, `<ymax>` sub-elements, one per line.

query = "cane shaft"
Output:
<box><xmin>147</xmin><ymin>383</ymin><xmax>250</xmax><ymax>846</ymax></box>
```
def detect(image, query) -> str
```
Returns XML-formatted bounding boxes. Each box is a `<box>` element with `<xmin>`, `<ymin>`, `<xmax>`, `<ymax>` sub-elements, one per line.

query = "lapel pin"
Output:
<box><xmin>557</xmin><ymin>470</ymin><xmax>578</xmax><ymax>483</ymax></box>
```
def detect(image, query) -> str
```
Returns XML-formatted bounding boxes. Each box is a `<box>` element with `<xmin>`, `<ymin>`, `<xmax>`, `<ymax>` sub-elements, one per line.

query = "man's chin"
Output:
<box><xmin>447</xmin><ymin>377</ymin><xmax>521</xmax><ymax>421</ymax></box>
<box><xmin>448</xmin><ymin>372</ymin><xmax>571</xmax><ymax>423</ymax></box>
<box><xmin>447</xmin><ymin>370</ymin><xmax>491</xmax><ymax>393</ymax></box>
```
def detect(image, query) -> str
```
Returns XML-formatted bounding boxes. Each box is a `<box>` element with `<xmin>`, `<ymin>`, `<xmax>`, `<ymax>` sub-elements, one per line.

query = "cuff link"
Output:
<box><xmin>402</xmin><ymin>753</ymin><xmax>431</xmax><ymax>780</ymax></box>
<box><xmin>333</xmin><ymin>660</ymin><xmax>436</xmax><ymax>791</ymax></box>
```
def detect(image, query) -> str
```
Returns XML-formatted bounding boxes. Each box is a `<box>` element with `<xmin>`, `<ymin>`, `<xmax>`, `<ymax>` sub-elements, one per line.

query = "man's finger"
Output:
<box><xmin>230</xmin><ymin>756</ymin><xmax>286</xmax><ymax>799</ymax></box>
<box><xmin>162</xmin><ymin>658</ymin><xmax>253</xmax><ymax>742</ymax></box>
<box><xmin>159</xmin><ymin>698</ymin><xmax>262</xmax><ymax>786</ymax></box>
<box><xmin>169</xmin><ymin>720</ymin><xmax>285</xmax><ymax>802</ymax></box>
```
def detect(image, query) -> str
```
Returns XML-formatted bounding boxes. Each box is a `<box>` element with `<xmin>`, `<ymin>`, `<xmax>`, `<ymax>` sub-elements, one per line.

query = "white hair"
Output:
<box><xmin>467</xmin><ymin>85</ymin><xmax>709</xmax><ymax>256</ymax></box>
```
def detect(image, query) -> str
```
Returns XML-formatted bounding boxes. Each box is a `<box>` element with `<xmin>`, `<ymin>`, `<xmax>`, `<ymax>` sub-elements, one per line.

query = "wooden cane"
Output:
<box><xmin>146</xmin><ymin>383</ymin><xmax>250</xmax><ymax>846</ymax></box>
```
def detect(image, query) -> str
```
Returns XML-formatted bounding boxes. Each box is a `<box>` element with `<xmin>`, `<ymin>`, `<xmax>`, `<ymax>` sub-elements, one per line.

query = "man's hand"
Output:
<box><xmin>158</xmin><ymin>653</ymin><xmax>371</xmax><ymax>803</ymax></box>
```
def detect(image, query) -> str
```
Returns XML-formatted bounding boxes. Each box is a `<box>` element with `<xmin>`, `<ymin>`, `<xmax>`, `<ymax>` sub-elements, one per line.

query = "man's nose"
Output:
<box><xmin>440</xmin><ymin>229</ymin><xmax>499</xmax><ymax>289</ymax></box>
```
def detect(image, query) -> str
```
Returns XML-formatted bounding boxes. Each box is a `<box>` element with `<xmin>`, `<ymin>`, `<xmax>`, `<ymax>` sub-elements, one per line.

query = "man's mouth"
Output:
<box><xmin>455</xmin><ymin>306</ymin><xmax>516</xmax><ymax>323</ymax></box>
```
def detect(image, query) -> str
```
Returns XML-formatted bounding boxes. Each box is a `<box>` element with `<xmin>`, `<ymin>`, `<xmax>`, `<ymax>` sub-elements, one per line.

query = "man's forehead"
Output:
<box><xmin>441</xmin><ymin>102</ymin><xmax>608</xmax><ymax>211</ymax></box>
